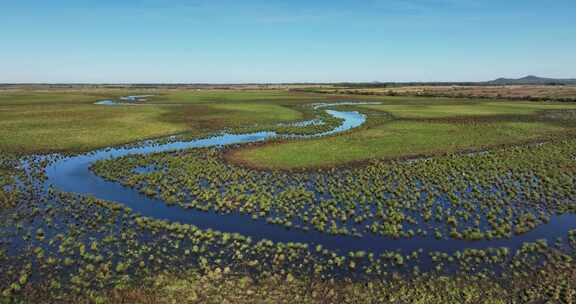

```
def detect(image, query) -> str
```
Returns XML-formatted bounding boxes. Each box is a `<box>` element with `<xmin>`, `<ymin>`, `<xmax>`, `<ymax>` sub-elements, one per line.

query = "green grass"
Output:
<box><xmin>0</xmin><ymin>90</ymin><xmax>310</xmax><ymax>153</ymax></box>
<box><xmin>359</xmin><ymin>101</ymin><xmax>576</xmax><ymax>118</ymax></box>
<box><xmin>160</xmin><ymin>103</ymin><xmax>305</xmax><ymax>136</ymax></box>
<box><xmin>0</xmin><ymin>90</ymin><xmax>133</xmax><ymax>105</ymax></box>
<box><xmin>0</xmin><ymin>104</ymin><xmax>189</xmax><ymax>153</ymax></box>
<box><xmin>0</xmin><ymin>89</ymin><xmax>321</xmax><ymax>106</ymax></box>
<box><xmin>230</xmin><ymin>119</ymin><xmax>569</xmax><ymax>168</ymax></box>
<box><xmin>207</xmin><ymin>103</ymin><xmax>302</xmax><ymax>121</ymax></box>
<box><xmin>0</xmin><ymin>103</ymin><xmax>307</xmax><ymax>153</ymax></box>
<box><xmin>148</xmin><ymin>90</ymin><xmax>323</xmax><ymax>104</ymax></box>
<box><xmin>229</xmin><ymin>100</ymin><xmax>576</xmax><ymax>168</ymax></box>
<box><xmin>4</xmin><ymin>90</ymin><xmax>576</xmax><ymax>158</ymax></box>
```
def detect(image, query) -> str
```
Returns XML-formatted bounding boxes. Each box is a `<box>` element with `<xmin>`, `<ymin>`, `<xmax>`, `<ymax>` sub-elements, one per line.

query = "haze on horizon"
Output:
<box><xmin>1</xmin><ymin>0</ymin><xmax>575</xmax><ymax>83</ymax></box>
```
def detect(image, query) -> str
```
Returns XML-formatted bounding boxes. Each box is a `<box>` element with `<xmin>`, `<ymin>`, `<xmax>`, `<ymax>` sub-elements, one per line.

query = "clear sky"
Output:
<box><xmin>1</xmin><ymin>0</ymin><xmax>575</xmax><ymax>83</ymax></box>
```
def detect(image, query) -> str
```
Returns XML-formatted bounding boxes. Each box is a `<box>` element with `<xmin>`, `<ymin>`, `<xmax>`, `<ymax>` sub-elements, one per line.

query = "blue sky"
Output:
<box><xmin>1</xmin><ymin>0</ymin><xmax>575</xmax><ymax>83</ymax></box>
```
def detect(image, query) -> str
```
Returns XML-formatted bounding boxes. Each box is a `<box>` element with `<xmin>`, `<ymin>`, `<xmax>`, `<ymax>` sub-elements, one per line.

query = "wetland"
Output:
<box><xmin>2</xmin><ymin>88</ymin><xmax>576</xmax><ymax>303</ymax></box>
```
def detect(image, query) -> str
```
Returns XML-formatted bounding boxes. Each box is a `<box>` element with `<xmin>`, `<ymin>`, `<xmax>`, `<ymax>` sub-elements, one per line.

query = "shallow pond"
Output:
<box><xmin>94</xmin><ymin>100</ymin><xmax>117</xmax><ymax>105</ymax></box>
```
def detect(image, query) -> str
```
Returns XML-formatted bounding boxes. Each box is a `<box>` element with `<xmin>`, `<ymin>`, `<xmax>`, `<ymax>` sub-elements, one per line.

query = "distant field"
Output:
<box><xmin>148</xmin><ymin>90</ymin><xmax>324</xmax><ymax>104</ymax></box>
<box><xmin>359</xmin><ymin>101</ymin><xmax>576</xmax><ymax>118</ymax></box>
<box><xmin>3</xmin><ymin>88</ymin><xmax>576</xmax><ymax>157</ymax></box>
<box><xmin>390</xmin><ymin>85</ymin><xmax>576</xmax><ymax>99</ymax></box>
<box><xmin>0</xmin><ymin>91</ymin><xmax>117</xmax><ymax>105</ymax></box>
<box><xmin>0</xmin><ymin>88</ymin><xmax>323</xmax><ymax>105</ymax></box>
<box><xmin>0</xmin><ymin>89</ymin><xmax>311</xmax><ymax>153</ymax></box>
<box><xmin>0</xmin><ymin>104</ymin><xmax>188</xmax><ymax>153</ymax></box>
<box><xmin>320</xmin><ymin>85</ymin><xmax>576</xmax><ymax>100</ymax></box>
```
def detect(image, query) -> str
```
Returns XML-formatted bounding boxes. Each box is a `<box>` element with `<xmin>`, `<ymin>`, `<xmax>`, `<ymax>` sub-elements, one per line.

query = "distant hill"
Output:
<box><xmin>487</xmin><ymin>75</ymin><xmax>576</xmax><ymax>85</ymax></box>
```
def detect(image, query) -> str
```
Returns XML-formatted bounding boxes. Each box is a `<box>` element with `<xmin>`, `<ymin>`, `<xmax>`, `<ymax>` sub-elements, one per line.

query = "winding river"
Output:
<box><xmin>41</xmin><ymin>102</ymin><xmax>576</xmax><ymax>254</ymax></box>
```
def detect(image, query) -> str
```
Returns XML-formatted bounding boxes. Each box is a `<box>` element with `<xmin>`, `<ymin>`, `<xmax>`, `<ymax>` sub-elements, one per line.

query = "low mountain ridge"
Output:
<box><xmin>488</xmin><ymin>75</ymin><xmax>576</xmax><ymax>85</ymax></box>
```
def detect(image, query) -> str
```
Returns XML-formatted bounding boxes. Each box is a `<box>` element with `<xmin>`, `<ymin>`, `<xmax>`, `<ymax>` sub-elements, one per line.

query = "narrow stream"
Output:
<box><xmin>40</xmin><ymin>103</ymin><xmax>576</xmax><ymax>254</ymax></box>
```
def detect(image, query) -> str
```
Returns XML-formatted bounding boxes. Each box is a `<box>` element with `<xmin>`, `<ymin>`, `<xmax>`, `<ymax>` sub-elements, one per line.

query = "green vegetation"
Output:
<box><xmin>232</xmin><ymin>100</ymin><xmax>576</xmax><ymax>168</ymax></box>
<box><xmin>6</xmin><ymin>90</ymin><xmax>576</xmax><ymax>158</ymax></box>
<box><xmin>0</xmin><ymin>90</ymin><xmax>122</xmax><ymax>105</ymax></box>
<box><xmin>233</xmin><ymin>120</ymin><xmax>569</xmax><ymax>168</ymax></box>
<box><xmin>359</xmin><ymin>101</ymin><xmax>576</xmax><ymax>118</ymax></box>
<box><xmin>207</xmin><ymin>103</ymin><xmax>301</xmax><ymax>119</ymax></box>
<box><xmin>93</xmin><ymin>138</ymin><xmax>576</xmax><ymax>240</ymax></box>
<box><xmin>0</xmin><ymin>104</ymin><xmax>189</xmax><ymax>153</ymax></box>
<box><xmin>3</xmin><ymin>89</ymin><xmax>576</xmax><ymax>303</ymax></box>
<box><xmin>234</xmin><ymin>120</ymin><xmax>571</xmax><ymax>168</ymax></box>
<box><xmin>0</xmin><ymin>154</ymin><xmax>21</xmax><ymax>209</ymax></box>
<box><xmin>300</xmin><ymin>84</ymin><xmax>576</xmax><ymax>102</ymax></box>
<box><xmin>87</xmin><ymin>263</ymin><xmax>576</xmax><ymax>304</ymax></box>
<box><xmin>148</xmin><ymin>89</ymin><xmax>323</xmax><ymax>104</ymax></box>
<box><xmin>2</xmin><ymin>163</ymin><xmax>576</xmax><ymax>302</ymax></box>
<box><xmin>0</xmin><ymin>89</ymin><xmax>313</xmax><ymax>153</ymax></box>
<box><xmin>171</xmin><ymin>103</ymin><xmax>304</xmax><ymax>130</ymax></box>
